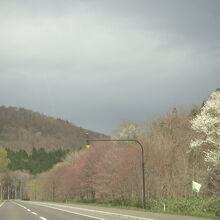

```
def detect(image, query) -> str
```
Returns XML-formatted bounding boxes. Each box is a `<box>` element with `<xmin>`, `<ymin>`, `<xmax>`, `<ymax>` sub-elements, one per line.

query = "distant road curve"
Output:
<box><xmin>0</xmin><ymin>200</ymin><xmax>213</xmax><ymax>220</ymax></box>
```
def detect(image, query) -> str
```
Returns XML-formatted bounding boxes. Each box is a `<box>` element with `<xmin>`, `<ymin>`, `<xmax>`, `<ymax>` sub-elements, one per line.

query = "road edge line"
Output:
<box><xmin>23</xmin><ymin>201</ymin><xmax>155</xmax><ymax>220</ymax></box>
<box><xmin>0</xmin><ymin>201</ymin><xmax>6</xmax><ymax>208</ymax></box>
<box><xmin>16</xmin><ymin>201</ymin><xmax>108</xmax><ymax>220</ymax></box>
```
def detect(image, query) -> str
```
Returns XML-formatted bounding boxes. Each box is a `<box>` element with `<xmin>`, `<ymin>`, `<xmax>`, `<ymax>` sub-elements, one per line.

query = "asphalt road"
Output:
<box><xmin>0</xmin><ymin>200</ymin><xmax>214</xmax><ymax>220</ymax></box>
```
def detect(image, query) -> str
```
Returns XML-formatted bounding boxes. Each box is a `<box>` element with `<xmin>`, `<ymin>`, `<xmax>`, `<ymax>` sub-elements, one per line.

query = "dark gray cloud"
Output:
<box><xmin>0</xmin><ymin>0</ymin><xmax>220</xmax><ymax>134</ymax></box>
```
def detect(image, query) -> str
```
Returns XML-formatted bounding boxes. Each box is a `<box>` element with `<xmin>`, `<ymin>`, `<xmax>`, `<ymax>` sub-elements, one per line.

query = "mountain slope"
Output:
<box><xmin>0</xmin><ymin>106</ymin><xmax>108</xmax><ymax>152</ymax></box>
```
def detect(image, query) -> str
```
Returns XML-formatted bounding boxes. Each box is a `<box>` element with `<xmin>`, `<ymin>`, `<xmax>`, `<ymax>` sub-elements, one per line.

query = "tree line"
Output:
<box><xmin>6</xmin><ymin>147</ymin><xmax>67</xmax><ymax>175</ymax></box>
<box><xmin>0</xmin><ymin>146</ymin><xmax>67</xmax><ymax>200</ymax></box>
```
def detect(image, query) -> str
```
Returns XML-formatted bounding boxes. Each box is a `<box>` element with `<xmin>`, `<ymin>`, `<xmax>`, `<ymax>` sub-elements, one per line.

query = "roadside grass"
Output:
<box><xmin>40</xmin><ymin>197</ymin><xmax>220</xmax><ymax>219</ymax></box>
<box><xmin>66</xmin><ymin>201</ymin><xmax>219</xmax><ymax>219</ymax></box>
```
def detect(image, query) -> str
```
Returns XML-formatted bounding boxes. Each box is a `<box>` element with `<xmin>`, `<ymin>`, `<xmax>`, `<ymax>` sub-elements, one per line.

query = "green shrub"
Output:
<box><xmin>205</xmin><ymin>198</ymin><xmax>220</xmax><ymax>217</ymax></box>
<box><xmin>131</xmin><ymin>199</ymin><xmax>142</xmax><ymax>208</ymax></box>
<box><xmin>147</xmin><ymin>197</ymin><xmax>220</xmax><ymax>216</ymax></box>
<box><xmin>147</xmin><ymin>199</ymin><xmax>164</xmax><ymax>210</ymax></box>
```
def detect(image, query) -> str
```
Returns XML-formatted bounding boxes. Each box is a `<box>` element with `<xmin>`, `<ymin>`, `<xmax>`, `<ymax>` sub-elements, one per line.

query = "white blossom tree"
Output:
<box><xmin>112</xmin><ymin>121</ymin><xmax>143</xmax><ymax>139</ymax></box>
<box><xmin>190</xmin><ymin>89</ymin><xmax>220</xmax><ymax>166</ymax></box>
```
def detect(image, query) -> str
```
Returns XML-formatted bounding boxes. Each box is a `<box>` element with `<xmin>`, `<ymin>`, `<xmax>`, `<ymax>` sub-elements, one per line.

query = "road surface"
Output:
<box><xmin>0</xmin><ymin>200</ymin><xmax>214</xmax><ymax>220</ymax></box>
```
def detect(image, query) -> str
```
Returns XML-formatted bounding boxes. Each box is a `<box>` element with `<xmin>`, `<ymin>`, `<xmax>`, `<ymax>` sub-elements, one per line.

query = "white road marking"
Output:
<box><xmin>0</xmin><ymin>201</ymin><xmax>6</xmax><ymax>208</ymax></box>
<box><xmin>11</xmin><ymin>202</ymin><xmax>28</xmax><ymax>211</ymax></box>
<box><xmin>13</xmin><ymin>202</ymin><xmax>25</xmax><ymax>208</ymax></box>
<box><xmin>26</xmin><ymin>201</ymin><xmax>154</xmax><ymax>220</ymax></box>
<box><xmin>12</xmin><ymin>201</ymin><xmax>47</xmax><ymax>220</ymax></box>
<box><xmin>24</xmin><ymin>202</ymin><xmax>108</xmax><ymax>220</ymax></box>
<box><xmin>59</xmin><ymin>204</ymin><xmax>155</xmax><ymax>220</ymax></box>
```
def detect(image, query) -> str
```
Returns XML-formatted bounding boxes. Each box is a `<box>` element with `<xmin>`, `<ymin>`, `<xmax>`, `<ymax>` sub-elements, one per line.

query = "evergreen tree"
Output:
<box><xmin>0</xmin><ymin>146</ymin><xmax>10</xmax><ymax>173</ymax></box>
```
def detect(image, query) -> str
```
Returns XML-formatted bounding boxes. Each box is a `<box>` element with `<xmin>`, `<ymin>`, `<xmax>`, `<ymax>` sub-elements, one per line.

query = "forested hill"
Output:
<box><xmin>0</xmin><ymin>106</ymin><xmax>108</xmax><ymax>152</ymax></box>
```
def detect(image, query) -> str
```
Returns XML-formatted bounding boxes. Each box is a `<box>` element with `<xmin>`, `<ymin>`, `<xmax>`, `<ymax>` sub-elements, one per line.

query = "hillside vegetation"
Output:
<box><xmin>0</xmin><ymin>106</ymin><xmax>107</xmax><ymax>152</ymax></box>
<box><xmin>6</xmin><ymin>147</ymin><xmax>67</xmax><ymax>175</ymax></box>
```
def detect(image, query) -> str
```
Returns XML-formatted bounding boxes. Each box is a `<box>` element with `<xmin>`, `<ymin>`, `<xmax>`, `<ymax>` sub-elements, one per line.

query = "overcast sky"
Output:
<box><xmin>0</xmin><ymin>0</ymin><xmax>220</xmax><ymax>134</ymax></box>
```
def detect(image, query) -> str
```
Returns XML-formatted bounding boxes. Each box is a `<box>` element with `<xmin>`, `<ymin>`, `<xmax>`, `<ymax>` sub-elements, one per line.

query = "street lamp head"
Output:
<box><xmin>85</xmin><ymin>133</ymin><xmax>91</xmax><ymax>148</ymax></box>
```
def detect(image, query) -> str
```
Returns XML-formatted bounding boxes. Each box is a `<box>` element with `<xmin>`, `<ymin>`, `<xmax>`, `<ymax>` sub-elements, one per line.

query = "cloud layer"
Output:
<box><xmin>1</xmin><ymin>0</ymin><xmax>220</xmax><ymax>133</ymax></box>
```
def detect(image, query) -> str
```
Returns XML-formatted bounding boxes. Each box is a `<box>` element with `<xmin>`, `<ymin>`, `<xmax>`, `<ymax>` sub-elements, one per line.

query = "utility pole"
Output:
<box><xmin>34</xmin><ymin>181</ymin><xmax>36</xmax><ymax>201</ymax></box>
<box><xmin>15</xmin><ymin>186</ymin><xmax>17</xmax><ymax>200</ymax></box>
<box><xmin>8</xmin><ymin>186</ymin><xmax>10</xmax><ymax>200</ymax></box>
<box><xmin>52</xmin><ymin>180</ymin><xmax>55</xmax><ymax>201</ymax></box>
<box><xmin>20</xmin><ymin>181</ymin><xmax>22</xmax><ymax>200</ymax></box>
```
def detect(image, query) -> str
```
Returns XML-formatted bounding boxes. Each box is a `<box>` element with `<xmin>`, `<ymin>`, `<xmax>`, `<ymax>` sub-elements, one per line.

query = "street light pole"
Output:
<box><xmin>85</xmin><ymin>134</ymin><xmax>146</xmax><ymax>209</ymax></box>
